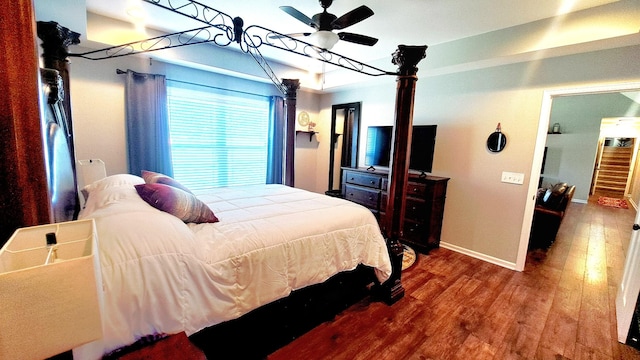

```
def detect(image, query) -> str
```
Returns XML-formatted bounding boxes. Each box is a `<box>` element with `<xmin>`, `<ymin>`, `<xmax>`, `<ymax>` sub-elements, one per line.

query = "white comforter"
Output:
<box><xmin>73</xmin><ymin>175</ymin><xmax>391</xmax><ymax>359</ymax></box>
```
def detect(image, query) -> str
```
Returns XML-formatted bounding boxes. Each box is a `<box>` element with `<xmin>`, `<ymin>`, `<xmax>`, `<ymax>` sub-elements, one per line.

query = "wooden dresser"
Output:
<box><xmin>341</xmin><ymin>167</ymin><xmax>449</xmax><ymax>254</ymax></box>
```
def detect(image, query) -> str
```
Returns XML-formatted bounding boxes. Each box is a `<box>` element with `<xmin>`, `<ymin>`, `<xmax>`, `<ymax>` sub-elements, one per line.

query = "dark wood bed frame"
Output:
<box><xmin>2</xmin><ymin>3</ymin><xmax>427</xmax><ymax>358</ymax></box>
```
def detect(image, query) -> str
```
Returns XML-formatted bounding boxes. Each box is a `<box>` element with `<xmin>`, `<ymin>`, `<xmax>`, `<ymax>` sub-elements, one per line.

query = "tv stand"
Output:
<box><xmin>341</xmin><ymin>167</ymin><xmax>449</xmax><ymax>254</ymax></box>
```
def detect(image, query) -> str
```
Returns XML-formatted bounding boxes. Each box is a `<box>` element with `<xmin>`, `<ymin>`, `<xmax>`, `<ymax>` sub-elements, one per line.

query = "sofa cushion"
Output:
<box><xmin>542</xmin><ymin>182</ymin><xmax>568</xmax><ymax>209</ymax></box>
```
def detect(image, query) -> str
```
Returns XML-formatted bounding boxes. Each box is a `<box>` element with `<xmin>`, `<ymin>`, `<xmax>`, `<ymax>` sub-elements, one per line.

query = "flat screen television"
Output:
<box><xmin>364</xmin><ymin>126</ymin><xmax>393</xmax><ymax>168</ymax></box>
<box><xmin>364</xmin><ymin>125</ymin><xmax>437</xmax><ymax>173</ymax></box>
<box><xmin>410</xmin><ymin>125</ymin><xmax>437</xmax><ymax>173</ymax></box>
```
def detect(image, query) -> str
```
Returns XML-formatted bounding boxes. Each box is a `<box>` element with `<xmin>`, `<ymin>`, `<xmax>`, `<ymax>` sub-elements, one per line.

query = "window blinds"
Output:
<box><xmin>167</xmin><ymin>80</ymin><xmax>270</xmax><ymax>191</ymax></box>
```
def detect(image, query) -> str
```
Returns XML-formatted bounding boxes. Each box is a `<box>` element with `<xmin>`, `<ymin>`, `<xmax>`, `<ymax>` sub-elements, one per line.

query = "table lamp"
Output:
<box><xmin>0</xmin><ymin>219</ymin><xmax>103</xmax><ymax>360</ymax></box>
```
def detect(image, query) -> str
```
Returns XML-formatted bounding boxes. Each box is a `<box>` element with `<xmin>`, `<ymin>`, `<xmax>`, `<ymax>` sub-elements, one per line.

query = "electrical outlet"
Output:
<box><xmin>501</xmin><ymin>171</ymin><xmax>524</xmax><ymax>185</ymax></box>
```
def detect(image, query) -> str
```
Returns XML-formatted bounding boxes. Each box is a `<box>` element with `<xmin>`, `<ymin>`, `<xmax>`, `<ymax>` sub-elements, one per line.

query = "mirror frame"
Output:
<box><xmin>328</xmin><ymin>102</ymin><xmax>361</xmax><ymax>192</ymax></box>
<box><xmin>486</xmin><ymin>131</ymin><xmax>507</xmax><ymax>152</ymax></box>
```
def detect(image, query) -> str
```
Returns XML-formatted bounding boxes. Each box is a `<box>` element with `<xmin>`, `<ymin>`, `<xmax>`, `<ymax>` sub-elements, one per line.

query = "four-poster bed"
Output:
<box><xmin>4</xmin><ymin>1</ymin><xmax>428</xmax><ymax>358</ymax></box>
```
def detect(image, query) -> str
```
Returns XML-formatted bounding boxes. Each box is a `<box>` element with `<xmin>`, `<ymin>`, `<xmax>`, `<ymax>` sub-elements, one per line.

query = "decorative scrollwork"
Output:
<box><xmin>241</xmin><ymin>32</ymin><xmax>288</xmax><ymax>94</ymax></box>
<box><xmin>70</xmin><ymin>0</ymin><xmax>400</xmax><ymax>92</ymax></box>
<box><xmin>70</xmin><ymin>26</ymin><xmax>231</xmax><ymax>60</ymax></box>
<box><xmin>144</xmin><ymin>0</ymin><xmax>236</xmax><ymax>35</ymax></box>
<box><xmin>243</xmin><ymin>25</ymin><xmax>397</xmax><ymax>77</ymax></box>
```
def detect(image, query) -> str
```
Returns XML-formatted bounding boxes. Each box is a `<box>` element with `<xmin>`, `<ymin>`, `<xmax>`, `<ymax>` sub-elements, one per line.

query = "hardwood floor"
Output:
<box><xmin>269</xmin><ymin>196</ymin><xmax>640</xmax><ymax>359</ymax></box>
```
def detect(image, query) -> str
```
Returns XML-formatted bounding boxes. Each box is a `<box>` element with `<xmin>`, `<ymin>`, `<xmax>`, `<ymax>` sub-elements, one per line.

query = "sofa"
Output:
<box><xmin>529</xmin><ymin>182</ymin><xmax>576</xmax><ymax>249</ymax></box>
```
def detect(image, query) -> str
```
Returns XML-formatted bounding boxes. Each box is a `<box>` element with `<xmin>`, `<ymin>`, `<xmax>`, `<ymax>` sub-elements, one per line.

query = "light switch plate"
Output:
<box><xmin>501</xmin><ymin>171</ymin><xmax>524</xmax><ymax>185</ymax></box>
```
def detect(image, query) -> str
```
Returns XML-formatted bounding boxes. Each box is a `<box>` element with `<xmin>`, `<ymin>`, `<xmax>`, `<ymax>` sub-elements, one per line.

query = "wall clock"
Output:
<box><xmin>297</xmin><ymin>111</ymin><xmax>310</xmax><ymax>127</ymax></box>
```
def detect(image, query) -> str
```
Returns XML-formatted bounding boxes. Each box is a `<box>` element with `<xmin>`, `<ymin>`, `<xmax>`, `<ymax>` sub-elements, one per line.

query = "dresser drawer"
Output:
<box><xmin>344</xmin><ymin>184</ymin><xmax>381</xmax><ymax>209</ymax></box>
<box><xmin>402</xmin><ymin>220</ymin><xmax>427</xmax><ymax>243</ymax></box>
<box><xmin>406</xmin><ymin>181</ymin><xmax>428</xmax><ymax>198</ymax></box>
<box><xmin>344</xmin><ymin>171</ymin><xmax>383</xmax><ymax>189</ymax></box>
<box><xmin>405</xmin><ymin>198</ymin><xmax>427</xmax><ymax>221</ymax></box>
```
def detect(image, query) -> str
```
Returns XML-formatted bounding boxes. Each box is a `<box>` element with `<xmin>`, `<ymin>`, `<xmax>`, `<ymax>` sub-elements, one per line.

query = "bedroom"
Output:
<box><xmin>1</xmin><ymin>0</ymin><xmax>640</xmax><ymax>358</ymax></box>
<box><xmin>26</xmin><ymin>0</ymin><xmax>639</xmax><ymax>270</ymax></box>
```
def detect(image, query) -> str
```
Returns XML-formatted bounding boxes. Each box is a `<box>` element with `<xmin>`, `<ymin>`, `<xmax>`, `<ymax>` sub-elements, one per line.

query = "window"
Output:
<box><xmin>167</xmin><ymin>80</ymin><xmax>270</xmax><ymax>191</ymax></box>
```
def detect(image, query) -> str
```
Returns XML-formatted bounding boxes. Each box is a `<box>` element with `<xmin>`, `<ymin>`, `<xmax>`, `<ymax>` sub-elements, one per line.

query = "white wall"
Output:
<box><xmin>34</xmin><ymin>0</ymin><xmax>87</xmax><ymax>42</ymax></box>
<box><xmin>294</xmin><ymin>90</ymin><xmax>323</xmax><ymax>192</ymax></box>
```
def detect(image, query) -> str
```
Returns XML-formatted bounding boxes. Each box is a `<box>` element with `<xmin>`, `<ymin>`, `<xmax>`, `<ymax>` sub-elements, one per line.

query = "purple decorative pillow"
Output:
<box><xmin>135</xmin><ymin>183</ymin><xmax>219</xmax><ymax>224</ymax></box>
<box><xmin>141</xmin><ymin>170</ymin><xmax>193</xmax><ymax>194</ymax></box>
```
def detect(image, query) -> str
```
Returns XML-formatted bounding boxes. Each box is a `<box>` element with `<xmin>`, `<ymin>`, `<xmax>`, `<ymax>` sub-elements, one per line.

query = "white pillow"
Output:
<box><xmin>80</xmin><ymin>174</ymin><xmax>146</xmax><ymax>216</ymax></box>
<box><xmin>83</xmin><ymin>174</ymin><xmax>144</xmax><ymax>192</ymax></box>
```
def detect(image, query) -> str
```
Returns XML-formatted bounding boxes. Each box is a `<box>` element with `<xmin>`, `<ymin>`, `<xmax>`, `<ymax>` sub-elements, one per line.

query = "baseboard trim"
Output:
<box><xmin>626</xmin><ymin>196</ymin><xmax>638</xmax><ymax>211</ymax></box>
<box><xmin>439</xmin><ymin>242</ymin><xmax>518</xmax><ymax>271</ymax></box>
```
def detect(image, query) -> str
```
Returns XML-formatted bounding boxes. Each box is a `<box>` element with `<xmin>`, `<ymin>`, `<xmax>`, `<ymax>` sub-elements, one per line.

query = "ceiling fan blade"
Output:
<box><xmin>338</xmin><ymin>32</ymin><xmax>378</xmax><ymax>46</ymax></box>
<box><xmin>279</xmin><ymin>6</ymin><xmax>318</xmax><ymax>28</ymax></box>
<box><xmin>268</xmin><ymin>32</ymin><xmax>312</xmax><ymax>40</ymax></box>
<box><xmin>331</xmin><ymin>5</ymin><xmax>374</xmax><ymax>30</ymax></box>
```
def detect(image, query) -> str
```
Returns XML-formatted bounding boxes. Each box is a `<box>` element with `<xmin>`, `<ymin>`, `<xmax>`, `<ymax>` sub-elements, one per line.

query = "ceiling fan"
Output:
<box><xmin>274</xmin><ymin>0</ymin><xmax>378</xmax><ymax>50</ymax></box>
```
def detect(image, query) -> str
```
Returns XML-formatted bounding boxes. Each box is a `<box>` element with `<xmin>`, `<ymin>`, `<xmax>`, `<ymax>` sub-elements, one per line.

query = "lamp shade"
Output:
<box><xmin>0</xmin><ymin>219</ymin><xmax>103</xmax><ymax>360</ymax></box>
<box><xmin>312</xmin><ymin>30</ymin><xmax>339</xmax><ymax>50</ymax></box>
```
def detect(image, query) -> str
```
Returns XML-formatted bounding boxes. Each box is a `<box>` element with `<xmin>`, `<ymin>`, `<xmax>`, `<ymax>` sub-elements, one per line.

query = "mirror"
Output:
<box><xmin>487</xmin><ymin>123</ymin><xmax>507</xmax><ymax>153</ymax></box>
<box><xmin>328</xmin><ymin>102</ymin><xmax>361</xmax><ymax>193</ymax></box>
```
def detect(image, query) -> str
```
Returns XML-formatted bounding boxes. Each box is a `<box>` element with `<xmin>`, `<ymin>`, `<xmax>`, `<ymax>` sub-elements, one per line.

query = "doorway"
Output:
<box><xmin>516</xmin><ymin>82</ymin><xmax>640</xmax><ymax>271</ymax></box>
<box><xmin>591</xmin><ymin>136</ymin><xmax>637</xmax><ymax>198</ymax></box>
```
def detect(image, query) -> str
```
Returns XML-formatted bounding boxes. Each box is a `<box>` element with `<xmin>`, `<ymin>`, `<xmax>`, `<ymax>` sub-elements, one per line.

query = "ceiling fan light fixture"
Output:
<box><xmin>313</xmin><ymin>30</ymin><xmax>339</xmax><ymax>50</ymax></box>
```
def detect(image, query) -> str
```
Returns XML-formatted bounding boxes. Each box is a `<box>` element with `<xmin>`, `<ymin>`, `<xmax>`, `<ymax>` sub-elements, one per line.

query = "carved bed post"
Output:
<box><xmin>381</xmin><ymin>45</ymin><xmax>428</xmax><ymax>304</ymax></box>
<box><xmin>37</xmin><ymin>25</ymin><xmax>81</xmax><ymax>160</ymax></box>
<box><xmin>37</xmin><ymin>21</ymin><xmax>80</xmax><ymax>128</ymax></box>
<box><xmin>282</xmin><ymin>79</ymin><xmax>300</xmax><ymax>187</ymax></box>
<box><xmin>36</xmin><ymin>22</ymin><xmax>82</xmax><ymax>220</ymax></box>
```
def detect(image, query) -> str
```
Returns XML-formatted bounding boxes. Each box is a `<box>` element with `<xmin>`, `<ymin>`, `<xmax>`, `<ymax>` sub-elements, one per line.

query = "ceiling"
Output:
<box><xmin>85</xmin><ymin>0</ymin><xmax>628</xmax><ymax>70</ymax></box>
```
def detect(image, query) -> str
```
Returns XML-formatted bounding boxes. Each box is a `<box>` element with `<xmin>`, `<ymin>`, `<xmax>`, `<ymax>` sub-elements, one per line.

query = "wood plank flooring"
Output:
<box><xmin>269</xmin><ymin>196</ymin><xmax>640</xmax><ymax>359</ymax></box>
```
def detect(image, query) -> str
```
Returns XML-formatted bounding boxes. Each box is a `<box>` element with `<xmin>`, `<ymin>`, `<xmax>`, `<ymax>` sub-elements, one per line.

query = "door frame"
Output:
<box><xmin>516</xmin><ymin>81</ymin><xmax>640</xmax><ymax>271</ymax></box>
<box><xmin>617</xmin><ymin>208</ymin><xmax>640</xmax><ymax>343</ymax></box>
<box><xmin>590</xmin><ymin>136</ymin><xmax>605</xmax><ymax>195</ymax></box>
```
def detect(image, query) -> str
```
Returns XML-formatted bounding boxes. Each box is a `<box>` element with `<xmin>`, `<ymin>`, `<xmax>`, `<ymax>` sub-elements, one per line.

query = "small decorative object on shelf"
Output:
<box><xmin>552</xmin><ymin>122</ymin><xmax>561</xmax><ymax>134</ymax></box>
<box><xmin>307</xmin><ymin>120</ymin><xmax>316</xmax><ymax>132</ymax></box>
<box><xmin>297</xmin><ymin>111</ymin><xmax>310</xmax><ymax>127</ymax></box>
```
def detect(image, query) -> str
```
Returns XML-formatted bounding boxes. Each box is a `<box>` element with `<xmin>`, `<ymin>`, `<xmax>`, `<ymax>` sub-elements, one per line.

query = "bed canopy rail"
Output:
<box><xmin>70</xmin><ymin>0</ymin><xmax>398</xmax><ymax>94</ymax></box>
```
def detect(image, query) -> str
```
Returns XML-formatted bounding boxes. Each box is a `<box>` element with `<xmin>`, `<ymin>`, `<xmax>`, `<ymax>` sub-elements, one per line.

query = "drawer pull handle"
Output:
<box><xmin>368</xmin><ymin>196</ymin><xmax>373</xmax><ymax>200</ymax></box>
<box><xmin>413</xmin><ymin>188</ymin><xmax>419</xmax><ymax>192</ymax></box>
<box><xmin>370</xmin><ymin>180</ymin><xmax>375</xmax><ymax>184</ymax></box>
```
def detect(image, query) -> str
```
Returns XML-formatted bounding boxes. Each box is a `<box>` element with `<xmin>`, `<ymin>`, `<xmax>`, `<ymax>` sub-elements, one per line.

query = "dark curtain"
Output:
<box><xmin>266</xmin><ymin>96</ymin><xmax>285</xmax><ymax>184</ymax></box>
<box><xmin>124</xmin><ymin>70</ymin><xmax>173</xmax><ymax>177</ymax></box>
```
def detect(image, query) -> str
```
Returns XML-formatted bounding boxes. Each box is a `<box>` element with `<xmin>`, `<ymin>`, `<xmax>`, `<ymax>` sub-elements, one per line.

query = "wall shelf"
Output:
<box><xmin>296</xmin><ymin>130</ymin><xmax>317</xmax><ymax>142</ymax></box>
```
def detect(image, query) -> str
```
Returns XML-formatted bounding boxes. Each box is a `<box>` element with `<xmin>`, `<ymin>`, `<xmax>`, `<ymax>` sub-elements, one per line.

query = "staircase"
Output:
<box><xmin>594</xmin><ymin>145</ymin><xmax>633</xmax><ymax>196</ymax></box>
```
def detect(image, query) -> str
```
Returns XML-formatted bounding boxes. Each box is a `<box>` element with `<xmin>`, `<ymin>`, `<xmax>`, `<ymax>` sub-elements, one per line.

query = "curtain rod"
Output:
<box><xmin>115</xmin><ymin>68</ymin><xmax>276</xmax><ymax>99</ymax></box>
